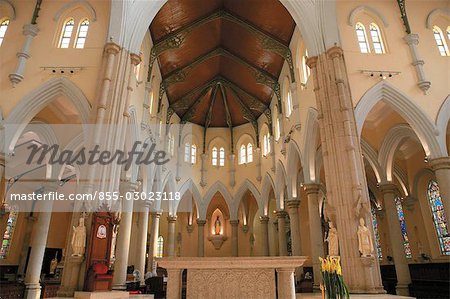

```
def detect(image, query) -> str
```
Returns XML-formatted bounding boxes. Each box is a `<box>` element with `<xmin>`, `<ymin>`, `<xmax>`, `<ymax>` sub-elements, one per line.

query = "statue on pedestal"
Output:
<box><xmin>71</xmin><ymin>216</ymin><xmax>86</xmax><ymax>257</ymax></box>
<box><xmin>214</xmin><ymin>216</ymin><xmax>221</xmax><ymax>235</ymax></box>
<box><xmin>49</xmin><ymin>252</ymin><xmax>58</xmax><ymax>274</ymax></box>
<box><xmin>325</xmin><ymin>221</ymin><xmax>339</xmax><ymax>256</ymax></box>
<box><xmin>357</xmin><ymin>217</ymin><xmax>374</xmax><ymax>257</ymax></box>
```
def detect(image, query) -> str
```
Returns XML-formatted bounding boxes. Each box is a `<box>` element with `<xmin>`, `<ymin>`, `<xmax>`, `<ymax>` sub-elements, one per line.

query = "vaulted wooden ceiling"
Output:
<box><xmin>150</xmin><ymin>0</ymin><xmax>296</xmax><ymax>128</ymax></box>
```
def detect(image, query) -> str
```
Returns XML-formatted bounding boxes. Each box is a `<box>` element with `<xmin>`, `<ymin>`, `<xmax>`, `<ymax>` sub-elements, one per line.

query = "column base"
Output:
<box><xmin>396</xmin><ymin>283</ymin><xmax>410</xmax><ymax>296</ymax></box>
<box><xmin>24</xmin><ymin>283</ymin><xmax>41</xmax><ymax>299</ymax></box>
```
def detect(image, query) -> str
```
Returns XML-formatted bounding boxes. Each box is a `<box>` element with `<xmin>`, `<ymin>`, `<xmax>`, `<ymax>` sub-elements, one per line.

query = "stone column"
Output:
<box><xmin>255</xmin><ymin>147</ymin><xmax>262</xmax><ymax>182</ymax></box>
<box><xmin>166</xmin><ymin>269</ymin><xmax>183</xmax><ymax>299</ymax></box>
<box><xmin>167</xmin><ymin>215</ymin><xmax>177</xmax><ymax>257</ymax></box>
<box><xmin>24</xmin><ymin>184</ymin><xmax>57</xmax><ymax>299</ymax></box>
<box><xmin>135</xmin><ymin>204</ymin><xmax>150</xmax><ymax>282</ymax></box>
<box><xmin>285</xmin><ymin>200</ymin><xmax>301</xmax><ymax>256</ymax></box>
<box><xmin>200</xmin><ymin>153</ymin><xmax>207</xmax><ymax>187</ymax></box>
<box><xmin>306</xmin><ymin>47</ymin><xmax>384</xmax><ymax>293</ymax></box>
<box><xmin>290</xmin><ymin>83</ymin><xmax>301</xmax><ymax>130</ymax></box>
<box><xmin>9</xmin><ymin>24</ymin><xmax>39</xmax><ymax>87</ymax></box>
<box><xmin>403</xmin><ymin>34</ymin><xmax>431</xmax><ymax>94</ymax></box>
<box><xmin>276</xmin><ymin>211</ymin><xmax>288</xmax><ymax>256</ymax></box>
<box><xmin>147</xmin><ymin>211</ymin><xmax>162</xmax><ymax>273</ymax></box>
<box><xmin>17</xmin><ymin>215</ymin><xmax>36</xmax><ymax>278</ymax></box>
<box><xmin>112</xmin><ymin>182</ymin><xmax>137</xmax><ymax>289</ymax></box>
<box><xmin>380</xmin><ymin>183</ymin><xmax>412</xmax><ymax>296</ymax></box>
<box><xmin>197</xmin><ymin>219</ymin><xmax>206</xmax><ymax>257</ymax></box>
<box><xmin>276</xmin><ymin>268</ymin><xmax>296</xmax><ymax>299</ymax></box>
<box><xmin>229</xmin><ymin>154</ymin><xmax>236</xmax><ymax>187</ymax></box>
<box><xmin>430</xmin><ymin>157</ymin><xmax>450</xmax><ymax>216</ymax></box>
<box><xmin>259</xmin><ymin>216</ymin><xmax>270</xmax><ymax>256</ymax></box>
<box><xmin>303</xmin><ymin>183</ymin><xmax>324</xmax><ymax>288</ymax></box>
<box><xmin>230</xmin><ymin>220</ymin><xmax>239</xmax><ymax>256</ymax></box>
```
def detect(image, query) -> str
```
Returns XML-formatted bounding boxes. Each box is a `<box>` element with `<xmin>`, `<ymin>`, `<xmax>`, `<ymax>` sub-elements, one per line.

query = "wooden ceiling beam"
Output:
<box><xmin>149</xmin><ymin>9</ymin><xmax>296</xmax><ymax>83</ymax></box>
<box><xmin>180</xmin><ymin>85</ymin><xmax>213</xmax><ymax>124</ymax></box>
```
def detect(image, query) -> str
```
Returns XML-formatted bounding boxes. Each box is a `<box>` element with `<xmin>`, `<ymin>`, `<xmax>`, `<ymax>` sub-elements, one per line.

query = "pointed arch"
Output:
<box><xmin>0</xmin><ymin>0</ymin><xmax>15</xmax><ymax>20</ymax></box>
<box><xmin>378</xmin><ymin>124</ymin><xmax>421</xmax><ymax>182</ymax></box>
<box><xmin>201</xmin><ymin>181</ymin><xmax>233</xmax><ymax>220</ymax></box>
<box><xmin>53</xmin><ymin>0</ymin><xmax>97</xmax><ymax>22</ymax></box>
<box><xmin>176</xmin><ymin>178</ymin><xmax>202</xmax><ymax>217</ymax></box>
<box><xmin>302</xmin><ymin>108</ymin><xmax>319</xmax><ymax>183</ymax></box>
<box><xmin>286</xmin><ymin>140</ymin><xmax>302</xmax><ymax>200</ymax></box>
<box><xmin>232</xmin><ymin>179</ymin><xmax>262</xmax><ymax>219</ymax></box>
<box><xmin>275</xmin><ymin>160</ymin><xmax>287</xmax><ymax>210</ymax></box>
<box><xmin>3</xmin><ymin>77</ymin><xmax>91</xmax><ymax>153</ymax></box>
<box><xmin>348</xmin><ymin>5</ymin><xmax>389</xmax><ymax>27</ymax></box>
<box><xmin>355</xmin><ymin>81</ymin><xmax>442</xmax><ymax>158</ymax></box>
<box><xmin>261</xmin><ymin>173</ymin><xmax>276</xmax><ymax>216</ymax></box>
<box><xmin>361</xmin><ymin>139</ymin><xmax>384</xmax><ymax>183</ymax></box>
<box><xmin>426</xmin><ymin>8</ymin><xmax>450</xmax><ymax>29</ymax></box>
<box><xmin>436</xmin><ymin>95</ymin><xmax>450</xmax><ymax>155</ymax></box>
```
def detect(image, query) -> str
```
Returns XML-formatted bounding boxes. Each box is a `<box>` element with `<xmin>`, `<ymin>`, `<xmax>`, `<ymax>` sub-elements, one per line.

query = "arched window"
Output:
<box><xmin>286</xmin><ymin>89</ymin><xmax>293</xmax><ymax>117</ymax></box>
<box><xmin>219</xmin><ymin>147</ymin><xmax>225</xmax><ymax>166</ymax></box>
<box><xmin>149</xmin><ymin>92</ymin><xmax>154</xmax><ymax>116</ymax></box>
<box><xmin>75</xmin><ymin>19</ymin><xmax>89</xmax><ymax>49</ymax></box>
<box><xmin>369</xmin><ymin>23</ymin><xmax>385</xmax><ymax>54</ymax></box>
<box><xmin>275</xmin><ymin>117</ymin><xmax>281</xmax><ymax>141</ymax></box>
<box><xmin>184</xmin><ymin>143</ymin><xmax>190</xmax><ymax>162</ymax></box>
<box><xmin>247</xmin><ymin>143</ymin><xmax>253</xmax><ymax>163</ymax></box>
<box><xmin>447</xmin><ymin>26</ymin><xmax>450</xmax><ymax>40</ymax></box>
<box><xmin>0</xmin><ymin>19</ymin><xmax>10</xmax><ymax>46</ymax></box>
<box><xmin>433</xmin><ymin>26</ymin><xmax>449</xmax><ymax>56</ymax></box>
<box><xmin>212</xmin><ymin>147</ymin><xmax>218</xmax><ymax>166</ymax></box>
<box><xmin>301</xmin><ymin>50</ymin><xmax>311</xmax><ymax>84</ymax></box>
<box><xmin>191</xmin><ymin>144</ymin><xmax>197</xmax><ymax>164</ymax></box>
<box><xmin>167</xmin><ymin>134</ymin><xmax>174</xmax><ymax>156</ymax></box>
<box><xmin>427</xmin><ymin>180</ymin><xmax>450</xmax><ymax>255</ymax></box>
<box><xmin>395</xmin><ymin>196</ymin><xmax>412</xmax><ymax>258</ymax></box>
<box><xmin>0</xmin><ymin>206</ymin><xmax>18</xmax><ymax>259</ymax></box>
<box><xmin>239</xmin><ymin>145</ymin><xmax>246</xmax><ymax>165</ymax></box>
<box><xmin>355</xmin><ymin>22</ymin><xmax>370</xmax><ymax>53</ymax></box>
<box><xmin>263</xmin><ymin>133</ymin><xmax>271</xmax><ymax>156</ymax></box>
<box><xmin>371</xmin><ymin>206</ymin><xmax>383</xmax><ymax>260</ymax></box>
<box><xmin>59</xmin><ymin>18</ymin><xmax>75</xmax><ymax>48</ymax></box>
<box><xmin>156</xmin><ymin>236</ymin><xmax>164</xmax><ymax>258</ymax></box>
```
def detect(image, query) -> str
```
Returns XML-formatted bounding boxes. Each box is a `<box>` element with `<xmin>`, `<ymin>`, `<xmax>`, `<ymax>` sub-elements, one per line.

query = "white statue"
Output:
<box><xmin>49</xmin><ymin>252</ymin><xmax>58</xmax><ymax>274</ymax></box>
<box><xmin>326</xmin><ymin>221</ymin><xmax>339</xmax><ymax>256</ymax></box>
<box><xmin>71</xmin><ymin>216</ymin><xmax>86</xmax><ymax>257</ymax></box>
<box><xmin>357</xmin><ymin>217</ymin><xmax>374</xmax><ymax>257</ymax></box>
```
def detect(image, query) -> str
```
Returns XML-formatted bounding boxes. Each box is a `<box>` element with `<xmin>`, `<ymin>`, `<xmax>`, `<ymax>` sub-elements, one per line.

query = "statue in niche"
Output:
<box><xmin>214</xmin><ymin>216</ymin><xmax>221</xmax><ymax>235</ymax></box>
<box><xmin>357</xmin><ymin>217</ymin><xmax>374</xmax><ymax>257</ymax></box>
<box><xmin>325</xmin><ymin>221</ymin><xmax>339</xmax><ymax>256</ymax></box>
<box><xmin>49</xmin><ymin>252</ymin><xmax>58</xmax><ymax>274</ymax></box>
<box><xmin>71</xmin><ymin>216</ymin><xmax>86</xmax><ymax>256</ymax></box>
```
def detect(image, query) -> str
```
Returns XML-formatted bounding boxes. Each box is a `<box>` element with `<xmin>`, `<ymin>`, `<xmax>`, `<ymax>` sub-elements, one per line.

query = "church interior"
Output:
<box><xmin>0</xmin><ymin>0</ymin><xmax>449</xmax><ymax>298</ymax></box>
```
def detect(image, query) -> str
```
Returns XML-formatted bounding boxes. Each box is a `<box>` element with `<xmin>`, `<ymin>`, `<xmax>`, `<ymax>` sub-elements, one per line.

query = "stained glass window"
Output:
<box><xmin>156</xmin><ymin>236</ymin><xmax>163</xmax><ymax>258</ymax></box>
<box><xmin>286</xmin><ymin>90</ymin><xmax>293</xmax><ymax>117</ymax></box>
<box><xmin>371</xmin><ymin>206</ymin><xmax>383</xmax><ymax>260</ymax></box>
<box><xmin>427</xmin><ymin>180</ymin><xmax>450</xmax><ymax>255</ymax></box>
<box><xmin>0</xmin><ymin>206</ymin><xmax>18</xmax><ymax>259</ymax></box>
<box><xmin>0</xmin><ymin>19</ymin><xmax>10</xmax><ymax>46</ymax></box>
<box><xmin>355</xmin><ymin>23</ymin><xmax>370</xmax><ymax>53</ymax></box>
<box><xmin>395</xmin><ymin>196</ymin><xmax>412</xmax><ymax>258</ymax></box>
<box><xmin>59</xmin><ymin>19</ymin><xmax>74</xmax><ymax>48</ymax></box>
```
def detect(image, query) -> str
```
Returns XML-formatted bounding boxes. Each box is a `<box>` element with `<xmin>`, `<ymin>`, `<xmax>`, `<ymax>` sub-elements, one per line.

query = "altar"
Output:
<box><xmin>157</xmin><ymin>256</ymin><xmax>308</xmax><ymax>299</ymax></box>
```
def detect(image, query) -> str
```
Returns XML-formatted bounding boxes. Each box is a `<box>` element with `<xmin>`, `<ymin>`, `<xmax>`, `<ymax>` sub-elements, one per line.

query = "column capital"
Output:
<box><xmin>151</xmin><ymin>211</ymin><xmax>162</xmax><ymax>218</ymax></box>
<box><xmin>326</xmin><ymin>46</ymin><xmax>344</xmax><ymax>59</ymax></box>
<box><xmin>429</xmin><ymin>157</ymin><xmax>450</xmax><ymax>171</ymax></box>
<box><xmin>196</xmin><ymin>219</ymin><xmax>206</xmax><ymax>226</ymax></box>
<box><xmin>379</xmin><ymin>183</ymin><xmax>398</xmax><ymax>195</ymax></box>
<box><xmin>285</xmin><ymin>199</ymin><xmax>300</xmax><ymax>209</ymax></box>
<box><xmin>259</xmin><ymin>215</ymin><xmax>270</xmax><ymax>223</ymax></box>
<box><xmin>305</xmin><ymin>56</ymin><xmax>318</xmax><ymax>69</ymax></box>
<box><xmin>23</xmin><ymin>24</ymin><xmax>39</xmax><ymax>37</ymax></box>
<box><xmin>130</xmin><ymin>53</ymin><xmax>142</xmax><ymax>66</ymax></box>
<box><xmin>105</xmin><ymin>42</ymin><xmax>121</xmax><ymax>55</ymax></box>
<box><xmin>275</xmin><ymin>210</ymin><xmax>287</xmax><ymax>219</ymax></box>
<box><xmin>302</xmin><ymin>183</ymin><xmax>321</xmax><ymax>195</ymax></box>
<box><xmin>230</xmin><ymin>219</ymin><xmax>239</xmax><ymax>226</ymax></box>
<box><xmin>167</xmin><ymin>215</ymin><xmax>177</xmax><ymax>223</ymax></box>
<box><xmin>120</xmin><ymin>180</ymin><xmax>140</xmax><ymax>192</ymax></box>
<box><xmin>42</xmin><ymin>180</ymin><xmax>59</xmax><ymax>193</ymax></box>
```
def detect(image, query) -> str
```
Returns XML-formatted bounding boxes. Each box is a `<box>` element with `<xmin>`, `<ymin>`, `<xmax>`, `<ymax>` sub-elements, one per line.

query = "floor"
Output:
<box><xmin>297</xmin><ymin>294</ymin><xmax>414</xmax><ymax>299</ymax></box>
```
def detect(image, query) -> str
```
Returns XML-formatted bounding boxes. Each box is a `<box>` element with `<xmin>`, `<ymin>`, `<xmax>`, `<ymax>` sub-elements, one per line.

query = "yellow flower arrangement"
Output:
<box><xmin>319</xmin><ymin>256</ymin><xmax>349</xmax><ymax>299</ymax></box>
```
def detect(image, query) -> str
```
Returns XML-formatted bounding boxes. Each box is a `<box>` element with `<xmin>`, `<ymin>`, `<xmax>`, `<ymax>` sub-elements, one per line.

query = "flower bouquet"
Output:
<box><xmin>319</xmin><ymin>256</ymin><xmax>350</xmax><ymax>299</ymax></box>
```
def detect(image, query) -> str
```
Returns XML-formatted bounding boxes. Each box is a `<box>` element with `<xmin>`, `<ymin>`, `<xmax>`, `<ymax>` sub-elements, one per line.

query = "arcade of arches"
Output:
<box><xmin>0</xmin><ymin>0</ymin><xmax>449</xmax><ymax>298</ymax></box>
